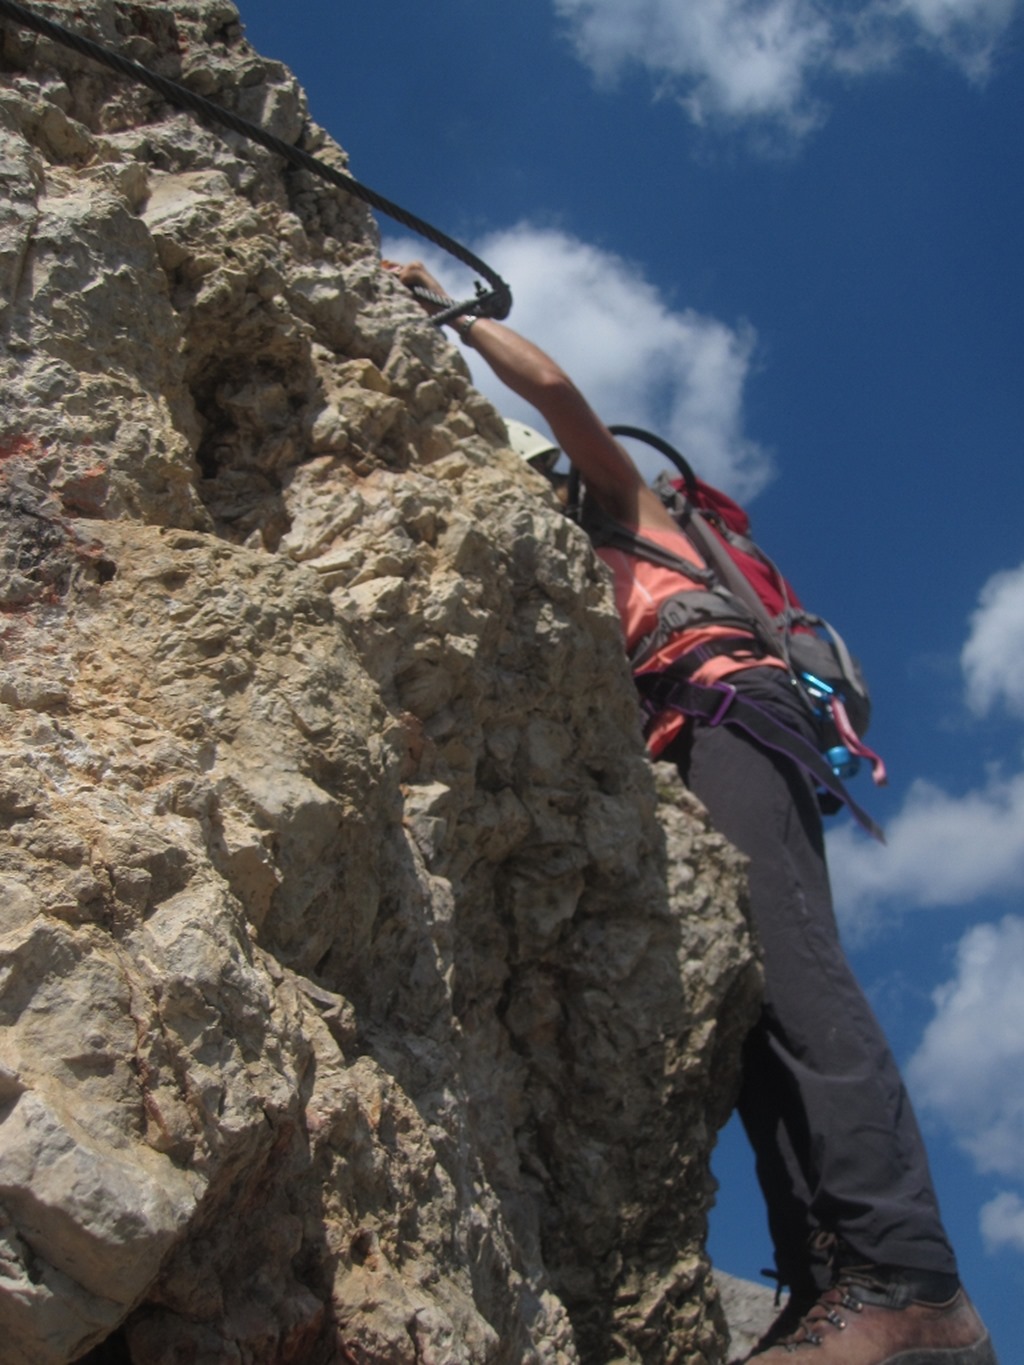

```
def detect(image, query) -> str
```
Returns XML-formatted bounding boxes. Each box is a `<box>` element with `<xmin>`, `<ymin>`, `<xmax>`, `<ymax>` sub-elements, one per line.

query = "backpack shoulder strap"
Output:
<box><xmin>650</xmin><ymin>476</ymin><xmax>786</xmax><ymax>654</ymax></box>
<box><xmin>580</xmin><ymin>497</ymin><xmax>715</xmax><ymax>586</ymax></box>
<box><xmin>681</xmin><ymin>506</ymin><xmax>784</xmax><ymax>647</ymax></box>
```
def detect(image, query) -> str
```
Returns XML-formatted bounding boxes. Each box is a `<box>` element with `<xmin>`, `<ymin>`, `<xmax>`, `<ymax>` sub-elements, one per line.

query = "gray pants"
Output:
<box><xmin>668</xmin><ymin>667</ymin><xmax>957</xmax><ymax>1291</ymax></box>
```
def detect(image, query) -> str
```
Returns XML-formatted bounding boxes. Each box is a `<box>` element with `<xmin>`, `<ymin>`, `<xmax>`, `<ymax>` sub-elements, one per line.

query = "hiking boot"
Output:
<box><xmin>747</xmin><ymin>1266</ymin><xmax>998</xmax><ymax>1363</ymax></box>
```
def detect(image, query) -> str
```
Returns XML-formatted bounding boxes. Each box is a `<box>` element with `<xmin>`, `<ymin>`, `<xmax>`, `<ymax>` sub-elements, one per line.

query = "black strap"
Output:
<box><xmin>637</xmin><ymin>671</ymin><xmax>885</xmax><ymax>843</ymax></box>
<box><xmin>653</xmin><ymin>636</ymin><xmax>768</xmax><ymax>674</ymax></box>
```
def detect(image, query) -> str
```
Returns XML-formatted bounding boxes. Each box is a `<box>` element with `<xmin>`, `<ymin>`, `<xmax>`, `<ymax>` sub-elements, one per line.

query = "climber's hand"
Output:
<box><xmin>382</xmin><ymin>259</ymin><xmax>449</xmax><ymax>314</ymax></box>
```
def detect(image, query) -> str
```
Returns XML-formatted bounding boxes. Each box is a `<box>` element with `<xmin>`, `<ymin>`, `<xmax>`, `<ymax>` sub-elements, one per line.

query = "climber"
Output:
<box><xmin>385</xmin><ymin>258</ymin><xmax>998</xmax><ymax>1365</ymax></box>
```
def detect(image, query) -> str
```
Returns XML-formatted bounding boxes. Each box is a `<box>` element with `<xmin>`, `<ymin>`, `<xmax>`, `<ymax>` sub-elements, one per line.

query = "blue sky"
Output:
<box><xmin>236</xmin><ymin>1</ymin><xmax>1023</xmax><ymax>1353</ymax></box>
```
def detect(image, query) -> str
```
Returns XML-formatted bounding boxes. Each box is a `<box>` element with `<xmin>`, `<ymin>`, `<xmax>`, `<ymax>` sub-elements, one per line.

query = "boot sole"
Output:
<box><xmin>874</xmin><ymin>1333</ymin><xmax>998</xmax><ymax>1365</ymax></box>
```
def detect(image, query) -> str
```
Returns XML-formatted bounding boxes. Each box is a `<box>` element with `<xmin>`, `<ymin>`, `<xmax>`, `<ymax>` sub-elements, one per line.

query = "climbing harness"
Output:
<box><xmin>634</xmin><ymin>670</ymin><xmax>885</xmax><ymax>843</ymax></box>
<box><xmin>0</xmin><ymin>0</ymin><xmax>511</xmax><ymax>325</ymax></box>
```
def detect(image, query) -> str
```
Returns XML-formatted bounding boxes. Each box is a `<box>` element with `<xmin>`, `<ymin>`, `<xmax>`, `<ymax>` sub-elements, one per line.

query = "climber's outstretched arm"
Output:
<box><xmin>385</xmin><ymin>260</ymin><xmax>676</xmax><ymax>534</ymax></box>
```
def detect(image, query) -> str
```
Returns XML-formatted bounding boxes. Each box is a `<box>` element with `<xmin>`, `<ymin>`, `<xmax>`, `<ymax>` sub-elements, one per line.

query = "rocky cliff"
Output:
<box><xmin>0</xmin><ymin>4</ymin><xmax>762</xmax><ymax>1361</ymax></box>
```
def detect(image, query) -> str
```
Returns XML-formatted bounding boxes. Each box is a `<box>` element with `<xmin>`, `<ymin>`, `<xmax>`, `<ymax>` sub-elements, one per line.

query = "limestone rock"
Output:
<box><xmin>715</xmin><ymin>1272</ymin><xmax>783</xmax><ymax>1363</ymax></box>
<box><xmin>0</xmin><ymin>4</ymin><xmax>761</xmax><ymax>1361</ymax></box>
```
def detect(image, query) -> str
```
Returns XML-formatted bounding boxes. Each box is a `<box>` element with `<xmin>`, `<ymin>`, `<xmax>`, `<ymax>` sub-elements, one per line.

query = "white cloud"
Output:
<box><xmin>553</xmin><ymin>0</ymin><xmax>1021</xmax><ymax>131</ymax></box>
<box><xmin>827</xmin><ymin>559</ymin><xmax>1024</xmax><ymax>934</ymax></box>
<box><xmin>384</xmin><ymin>224</ymin><xmax>771</xmax><ymax>498</ymax></box>
<box><xmin>906</xmin><ymin>916</ymin><xmax>1024</xmax><ymax>1179</ymax></box>
<box><xmin>980</xmin><ymin>1191</ymin><xmax>1024</xmax><ymax>1254</ymax></box>
<box><xmin>962</xmin><ymin>562</ymin><xmax>1024</xmax><ymax>719</ymax></box>
<box><xmin>827</xmin><ymin>770</ymin><xmax>1024</xmax><ymax>932</ymax></box>
<box><xmin>898</xmin><ymin>0</ymin><xmax>1020</xmax><ymax>76</ymax></box>
<box><xmin>554</xmin><ymin>0</ymin><xmax>831</xmax><ymax>129</ymax></box>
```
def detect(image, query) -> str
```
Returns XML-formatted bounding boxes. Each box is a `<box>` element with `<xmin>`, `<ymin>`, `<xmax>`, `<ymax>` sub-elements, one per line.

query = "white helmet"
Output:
<box><xmin>505</xmin><ymin>418</ymin><xmax>560</xmax><ymax>474</ymax></box>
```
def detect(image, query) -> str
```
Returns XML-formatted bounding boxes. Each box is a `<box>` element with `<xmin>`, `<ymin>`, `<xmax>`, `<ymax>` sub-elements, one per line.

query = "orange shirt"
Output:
<box><xmin>596</xmin><ymin>523</ymin><xmax>784</xmax><ymax>755</ymax></box>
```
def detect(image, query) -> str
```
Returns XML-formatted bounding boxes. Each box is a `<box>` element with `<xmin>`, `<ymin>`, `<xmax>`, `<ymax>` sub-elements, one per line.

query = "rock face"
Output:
<box><xmin>0</xmin><ymin>4</ymin><xmax>761</xmax><ymax>1361</ymax></box>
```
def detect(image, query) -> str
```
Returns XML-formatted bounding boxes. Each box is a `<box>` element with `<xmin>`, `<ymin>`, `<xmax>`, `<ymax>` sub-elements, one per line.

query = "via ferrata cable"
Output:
<box><xmin>0</xmin><ymin>0</ymin><xmax>512</xmax><ymax>325</ymax></box>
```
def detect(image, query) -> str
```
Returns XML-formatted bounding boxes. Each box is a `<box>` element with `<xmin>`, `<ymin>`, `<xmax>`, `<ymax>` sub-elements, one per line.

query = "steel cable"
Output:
<box><xmin>0</xmin><ymin>0</ymin><xmax>511</xmax><ymax>322</ymax></box>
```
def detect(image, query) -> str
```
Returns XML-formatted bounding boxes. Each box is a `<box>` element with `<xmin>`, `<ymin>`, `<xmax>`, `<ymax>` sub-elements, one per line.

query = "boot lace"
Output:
<box><xmin>773</xmin><ymin>1279</ymin><xmax>868</xmax><ymax>1351</ymax></box>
